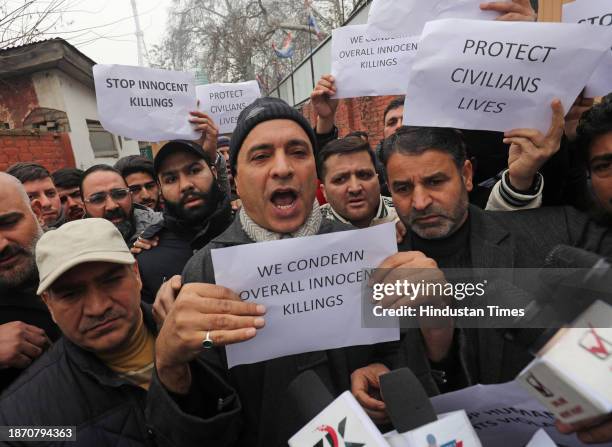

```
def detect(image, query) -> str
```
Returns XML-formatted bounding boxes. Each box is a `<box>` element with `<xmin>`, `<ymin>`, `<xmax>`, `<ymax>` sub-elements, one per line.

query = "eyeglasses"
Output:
<box><xmin>85</xmin><ymin>188</ymin><xmax>130</xmax><ymax>206</ymax></box>
<box><xmin>128</xmin><ymin>181</ymin><xmax>158</xmax><ymax>194</ymax></box>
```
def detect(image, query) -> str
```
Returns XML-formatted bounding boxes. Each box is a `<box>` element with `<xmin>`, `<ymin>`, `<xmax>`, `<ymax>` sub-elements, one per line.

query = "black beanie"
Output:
<box><xmin>229</xmin><ymin>97</ymin><xmax>317</xmax><ymax>176</ymax></box>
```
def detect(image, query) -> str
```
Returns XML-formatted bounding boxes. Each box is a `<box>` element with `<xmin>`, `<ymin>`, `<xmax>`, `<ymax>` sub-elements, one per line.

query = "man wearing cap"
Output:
<box><xmin>135</xmin><ymin>140</ymin><xmax>232</xmax><ymax>304</ymax></box>
<box><xmin>153</xmin><ymin>97</ymin><xmax>400</xmax><ymax>445</ymax></box>
<box><xmin>0</xmin><ymin>173</ymin><xmax>60</xmax><ymax>392</ymax></box>
<box><xmin>0</xmin><ymin>218</ymin><xmax>242</xmax><ymax>446</ymax></box>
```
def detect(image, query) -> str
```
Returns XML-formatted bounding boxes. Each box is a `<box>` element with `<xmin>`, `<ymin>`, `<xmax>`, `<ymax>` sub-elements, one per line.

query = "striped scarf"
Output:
<box><xmin>239</xmin><ymin>201</ymin><xmax>322</xmax><ymax>242</ymax></box>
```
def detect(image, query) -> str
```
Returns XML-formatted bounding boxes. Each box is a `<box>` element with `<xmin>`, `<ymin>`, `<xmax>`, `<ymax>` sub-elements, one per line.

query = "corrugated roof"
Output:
<box><xmin>0</xmin><ymin>37</ymin><xmax>96</xmax><ymax>65</ymax></box>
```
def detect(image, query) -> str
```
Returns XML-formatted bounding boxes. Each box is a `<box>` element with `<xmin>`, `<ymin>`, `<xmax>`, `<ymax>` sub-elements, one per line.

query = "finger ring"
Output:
<box><xmin>202</xmin><ymin>331</ymin><xmax>214</xmax><ymax>349</ymax></box>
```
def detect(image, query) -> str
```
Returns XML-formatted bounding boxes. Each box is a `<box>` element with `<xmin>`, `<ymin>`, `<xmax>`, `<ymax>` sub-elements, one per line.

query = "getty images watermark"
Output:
<box><xmin>361</xmin><ymin>268</ymin><xmax>612</xmax><ymax>330</ymax></box>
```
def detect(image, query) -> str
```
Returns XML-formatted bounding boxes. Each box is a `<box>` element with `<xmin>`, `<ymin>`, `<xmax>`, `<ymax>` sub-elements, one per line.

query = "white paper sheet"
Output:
<box><xmin>211</xmin><ymin>223</ymin><xmax>400</xmax><ymax>368</ymax></box>
<box><xmin>403</xmin><ymin>19</ymin><xmax>612</xmax><ymax>133</ymax></box>
<box><xmin>93</xmin><ymin>64</ymin><xmax>199</xmax><ymax>142</ymax></box>
<box><xmin>196</xmin><ymin>80</ymin><xmax>261</xmax><ymax>133</ymax></box>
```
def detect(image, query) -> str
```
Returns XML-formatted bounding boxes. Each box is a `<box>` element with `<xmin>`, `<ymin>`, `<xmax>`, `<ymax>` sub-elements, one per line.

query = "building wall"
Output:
<box><xmin>33</xmin><ymin>69</ymin><xmax>140</xmax><ymax>169</ymax></box>
<box><xmin>299</xmin><ymin>94</ymin><xmax>399</xmax><ymax>146</ymax></box>
<box><xmin>0</xmin><ymin>129</ymin><xmax>75</xmax><ymax>172</ymax></box>
<box><xmin>0</xmin><ymin>76</ymin><xmax>40</xmax><ymax>128</ymax></box>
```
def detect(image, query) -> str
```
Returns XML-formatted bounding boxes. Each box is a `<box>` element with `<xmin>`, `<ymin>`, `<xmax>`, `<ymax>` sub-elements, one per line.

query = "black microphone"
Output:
<box><xmin>380</xmin><ymin>367</ymin><xmax>437</xmax><ymax>433</ymax></box>
<box><xmin>503</xmin><ymin>245</ymin><xmax>612</xmax><ymax>353</ymax></box>
<box><xmin>286</xmin><ymin>370</ymin><xmax>334</xmax><ymax>423</ymax></box>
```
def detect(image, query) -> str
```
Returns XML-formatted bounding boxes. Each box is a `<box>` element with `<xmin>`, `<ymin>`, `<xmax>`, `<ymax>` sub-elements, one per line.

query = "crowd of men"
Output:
<box><xmin>0</xmin><ymin>2</ymin><xmax>611</xmax><ymax>445</ymax></box>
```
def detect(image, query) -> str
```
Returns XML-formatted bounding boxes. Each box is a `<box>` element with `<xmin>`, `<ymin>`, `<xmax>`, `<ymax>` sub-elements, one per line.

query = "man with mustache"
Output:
<box><xmin>135</xmin><ymin>140</ymin><xmax>232</xmax><ymax>304</ymax></box>
<box><xmin>6</xmin><ymin>162</ymin><xmax>64</xmax><ymax>229</ymax></box>
<box><xmin>151</xmin><ymin>97</ymin><xmax>400</xmax><ymax>445</ymax></box>
<box><xmin>317</xmin><ymin>136</ymin><xmax>406</xmax><ymax>243</ymax></box>
<box><xmin>51</xmin><ymin>167</ymin><xmax>85</xmax><ymax>222</ymax></box>
<box><xmin>80</xmin><ymin>164</ymin><xmax>162</xmax><ymax>245</ymax></box>
<box><xmin>0</xmin><ymin>173</ymin><xmax>59</xmax><ymax>392</ymax></box>
<box><xmin>115</xmin><ymin>155</ymin><xmax>162</xmax><ymax>211</ymax></box>
<box><xmin>0</xmin><ymin>218</ymin><xmax>238</xmax><ymax>445</ymax></box>
<box><xmin>351</xmin><ymin>103</ymin><xmax>612</xmax><ymax>421</ymax></box>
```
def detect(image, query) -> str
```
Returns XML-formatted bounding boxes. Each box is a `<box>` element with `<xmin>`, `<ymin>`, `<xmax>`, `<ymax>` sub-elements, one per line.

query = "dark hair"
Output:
<box><xmin>6</xmin><ymin>162</ymin><xmax>51</xmax><ymax>183</ymax></box>
<box><xmin>576</xmin><ymin>93</ymin><xmax>612</xmax><ymax>167</ymax></box>
<box><xmin>317</xmin><ymin>136</ymin><xmax>377</xmax><ymax>181</ymax></box>
<box><xmin>80</xmin><ymin>164</ymin><xmax>125</xmax><ymax>198</ymax></box>
<box><xmin>383</xmin><ymin>97</ymin><xmax>405</xmax><ymax>125</ymax></box>
<box><xmin>114</xmin><ymin>155</ymin><xmax>155</xmax><ymax>179</ymax></box>
<box><xmin>381</xmin><ymin>126</ymin><xmax>467</xmax><ymax>169</ymax></box>
<box><xmin>51</xmin><ymin>168</ymin><xmax>84</xmax><ymax>189</ymax></box>
<box><xmin>346</xmin><ymin>130</ymin><xmax>369</xmax><ymax>141</ymax></box>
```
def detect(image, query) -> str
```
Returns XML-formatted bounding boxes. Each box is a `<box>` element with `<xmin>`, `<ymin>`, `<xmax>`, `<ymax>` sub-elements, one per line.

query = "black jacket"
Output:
<box><xmin>0</xmin><ymin>280</ymin><xmax>61</xmax><ymax>392</ymax></box>
<box><xmin>0</xmin><ymin>305</ymin><xmax>238</xmax><ymax>447</ymax></box>
<box><xmin>180</xmin><ymin>216</ymin><xmax>401</xmax><ymax>446</ymax></box>
<box><xmin>397</xmin><ymin>205</ymin><xmax>612</xmax><ymax>396</ymax></box>
<box><xmin>136</xmin><ymin>194</ymin><xmax>232</xmax><ymax>303</ymax></box>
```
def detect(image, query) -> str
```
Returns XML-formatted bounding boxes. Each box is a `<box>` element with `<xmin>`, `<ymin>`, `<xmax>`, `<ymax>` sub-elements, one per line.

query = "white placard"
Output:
<box><xmin>211</xmin><ymin>223</ymin><xmax>399</xmax><ymax>368</ymax></box>
<box><xmin>93</xmin><ymin>64</ymin><xmax>199</xmax><ymax>142</ymax></box>
<box><xmin>403</xmin><ymin>19</ymin><xmax>612</xmax><ymax>133</ymax></box>
<box><xmin>366</xmin><ymin>0</ymin><xmax>504</xmax><ymax>37</ymax></box>
<box><xmin>331</xmin><ymin>25</ymin><xmax>419</xmax><ymax>98</ymax></box>
<box><xmin>563</xmin><ymin>0</ymin><xmax>612</xmax><ymax>98</ymax></box>
<box><xmin>196</xmin><ymin>81</ymin><xmax>261</xmax><ymax>133</ymax></box>
<box><xmin>431</xmin><ymin>382</ymin><xmax>590</xmax><ymax>447</ymax></box>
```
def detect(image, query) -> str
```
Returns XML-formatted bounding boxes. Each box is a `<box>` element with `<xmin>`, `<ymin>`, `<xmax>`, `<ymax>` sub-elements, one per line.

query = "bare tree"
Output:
<box><xmin>151</xmin><ymin>0</ymin><xmax>353</xmax><ymax>92</ymax></box>
<box><xmin>0</xmin><ymin>0</ymin><xmax>75</xmax><ymax>50</ymax></box>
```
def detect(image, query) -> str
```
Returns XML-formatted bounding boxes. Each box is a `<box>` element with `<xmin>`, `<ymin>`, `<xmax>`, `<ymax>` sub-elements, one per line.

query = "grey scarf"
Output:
<box><xmin>239</xmin><ymin>201</ymin><xmax>322</xmax><ymax>242</ymax></box>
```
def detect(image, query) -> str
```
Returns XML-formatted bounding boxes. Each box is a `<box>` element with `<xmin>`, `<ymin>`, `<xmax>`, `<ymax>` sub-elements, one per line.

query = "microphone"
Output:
<box><xmin>287</xmin><ymin>371</ymin><xmax>390</xmax><ymax>447</ymax></box>
<box><xmin>379</xmin><ymin>368</ymin><xmax>437</xmax><ymax>433</ymax></box>
<box><xmin>501</xmin><ymin>245</ymin><xmax>612</xmax><ymax>353</ymax></box>
<box><xmin>379</xmin><ymin>368</ymin><xmax>482</xmax><ymax>447</ymax></box>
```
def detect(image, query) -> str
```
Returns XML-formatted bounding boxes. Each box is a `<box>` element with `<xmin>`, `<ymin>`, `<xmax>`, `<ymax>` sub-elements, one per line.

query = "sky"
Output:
<box><xmin>51</xmin><ymin>0</ymin><xmax>174</xmax><ymax>65</ymax></box>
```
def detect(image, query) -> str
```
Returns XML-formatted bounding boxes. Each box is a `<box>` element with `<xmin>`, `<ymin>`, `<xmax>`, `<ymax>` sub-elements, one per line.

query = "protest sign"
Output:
<box><xmin>196</xmin><ymin>80</ymin><xmax>261</xmax><ymax>133</ymax></box>
<box><xmin>331</xmin><ymin>24</ymin><xmax>419</xmax><ymax>98</ymax></box>
<box><xmin>526</xmin><ymin>429</ymin><xmax>557</xmax><ymax>447</ymax></box>
<box><xmin>366</xmin><ymin>0</ymin><xmax>504</xmax><ymax>37</ymax></box>
<box><xmin>431</xmin><ymin>382</ymin><xmax>589</xmax><ymax>447</ymax></box>
<box><xmin>403</xmin><ymin>19</ymin><xmax>612</xmax><ymax>133</ymax></box>
<box><xmin>211</xmin><ymin>223</ymin><xmax>399</xmax><ymax>368</ymax></box>
<box><xmin>93</xmin><ymin>64</ymin><xmax>199</xmax><ymax>142</ymax></box>
<box><xmin>563</xmin><ymin>0</ymin><xmax>612</xmax><ymax>98</ymax></box>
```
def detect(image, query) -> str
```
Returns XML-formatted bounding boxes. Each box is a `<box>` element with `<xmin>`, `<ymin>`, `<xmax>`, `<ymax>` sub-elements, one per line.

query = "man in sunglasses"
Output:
<box><xmin>115</xmin><ymin>155</ymin><xmax>162</xmax><ymax>211</ymax></box>
<box><xmin>80</xmin><ymin>165</ymin><xmax>162</xmax><ymax>245</ymax></box>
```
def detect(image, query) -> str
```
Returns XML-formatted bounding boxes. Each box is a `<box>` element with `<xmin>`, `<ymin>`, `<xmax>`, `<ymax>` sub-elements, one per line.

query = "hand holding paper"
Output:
<box><xmin>310</xmin><ymin>74</ymin><xmax>338</xmax><ymax>134</ymax></box>
<box><xmin>155</xmin><ymin>282</ymin><xmax>266</xmax><ymax>391</ymax></box>
<box><xmin>189</xmin><ymin>110</ymin><xmax>219</xmax><ymax>161</ymax></box>
<box><xmin>504</xmin><ymin>99</ymin><xmax>565</xmax><ymax>191</ymax></box>
<box><xmin>480</xmin><ymin>0</ymin><xmax>536</xmax><ymax>22</ymax></box>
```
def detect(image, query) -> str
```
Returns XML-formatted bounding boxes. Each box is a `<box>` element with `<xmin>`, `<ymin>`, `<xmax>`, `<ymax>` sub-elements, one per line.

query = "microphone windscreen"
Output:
<box><xmin>286</xmin><ymin>370</ymin><xmax>334</xmax><ymax>424</ymax></box>
<box><xmin>380</xmin><ymin>368</ymin><xmax>437</xmax><ymax>433</ymax></box>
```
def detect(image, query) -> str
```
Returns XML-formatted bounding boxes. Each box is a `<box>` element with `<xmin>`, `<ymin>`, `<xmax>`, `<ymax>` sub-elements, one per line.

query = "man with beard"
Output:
<box><xmin>6</xmin><ymin>162</ymin><xmax>64</xmax><ymax>229</ymax></box>
<box><xmin>135</xmin><ymin>140</ymin><xmax>232</xmax><ymax>304</ymax></box>
<box><xmin>150</xmin><ymin>97</ymin><xmax>400</xmax><ymax>445</ymax></box>
<box><xmin>115</xmin><ymin>155</ymin><xmax>162</xmax><ymax>211</ymax></box>
<box><xmin>0</xmin><ymin>173</ymin><xmax>60</xmax><ymax>391</ymax></box>
<box><xmin>52</xmin><ymin>167</ymin><xmax>85</xmax><ymax>222</ymax></box>
<box><xmin>80</xmin><ymin>165</ymin><xmax>162</xmax><ymax>245</ymax></box>
<box><xmin>351</xmin><ymin>103</ymin><xmax>612</xmax><ymax>418</ymax></box>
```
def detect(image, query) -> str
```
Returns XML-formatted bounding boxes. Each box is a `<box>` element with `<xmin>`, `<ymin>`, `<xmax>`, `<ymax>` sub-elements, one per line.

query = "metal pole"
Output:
<box><xmin>290</xmin><ymin>57</ymin><xmax>296</xmax><ymax>106</ymax></box>
<box><xmin>307</xmin><ymin>17</ymin><xmax>316</xmax><ymax>89</ymax></box>
<box><xmin>130</xmin><ymin>0</ymin><xmax>145</xmax><ymax>66</ymax></box>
